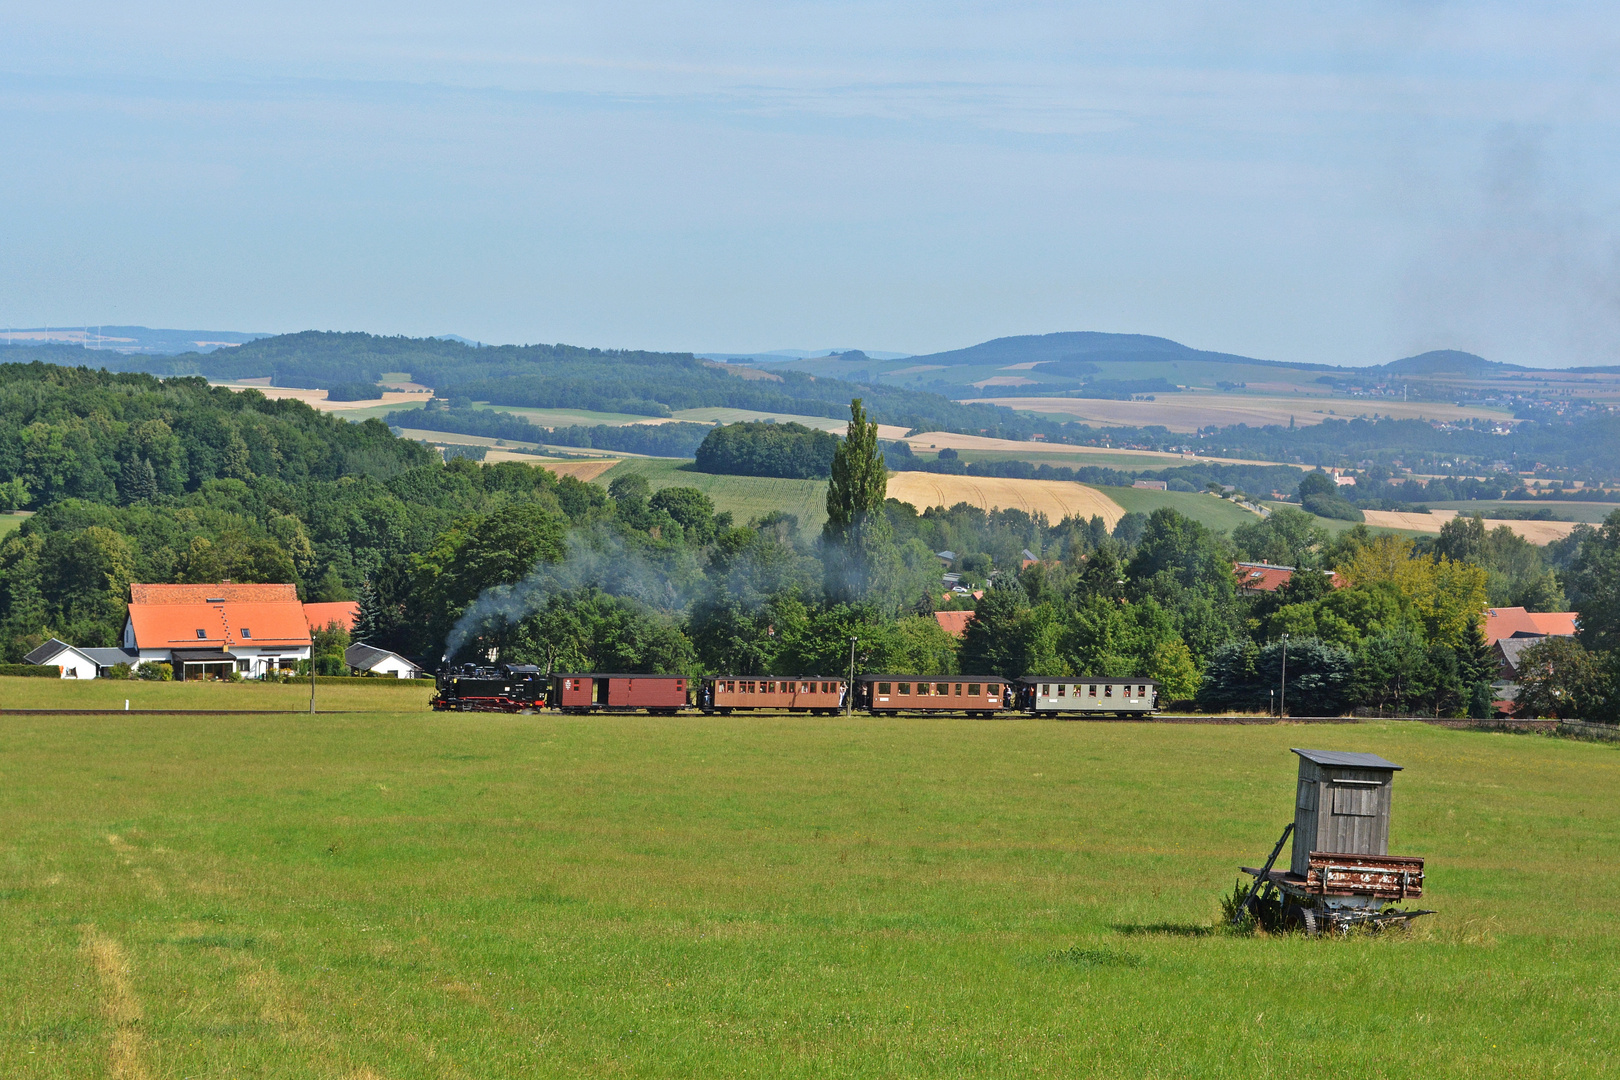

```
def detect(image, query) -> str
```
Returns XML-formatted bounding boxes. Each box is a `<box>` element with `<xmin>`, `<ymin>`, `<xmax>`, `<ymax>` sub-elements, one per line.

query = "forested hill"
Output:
<box><xmin>901</xmin><ymin>331</ymin><xmax>1339</xmax><ymax>371</ymax></box>
<box><xmin>77</xmin><ymin>331</ymin><xmax>1058</xmax><ymax>438</ymax></box>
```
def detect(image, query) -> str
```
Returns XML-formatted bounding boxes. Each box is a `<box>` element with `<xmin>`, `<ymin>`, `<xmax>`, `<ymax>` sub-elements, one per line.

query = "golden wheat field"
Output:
<box><xmin>1359</xmin><ymin>509</ymin><xmax>1580</xmax><ymax>544</ymax></box>
<box><xmin>968</xmin><ymin>394</ymin><xmax>1511</xmax><ymax>433</ymax></box>
<box><xmin>885</xmin><ymin>473</ymin><xmax>1125</xmax><ymax>525</ymax></box>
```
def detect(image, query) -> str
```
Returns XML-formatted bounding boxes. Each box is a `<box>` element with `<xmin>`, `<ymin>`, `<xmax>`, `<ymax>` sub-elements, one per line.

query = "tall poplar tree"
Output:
<box><xmin>822</xmin><ymin>398</ymin><xmax>899</xmax><ymax>605</ymax></box>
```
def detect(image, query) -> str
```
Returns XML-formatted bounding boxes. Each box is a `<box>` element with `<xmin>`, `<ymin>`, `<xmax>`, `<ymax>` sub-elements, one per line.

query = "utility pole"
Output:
<box><xmin>846</xmin><ymin>636</ymin><xmax>857</xmax><ymax>716</ymax></box>
<box><xmin>1279</xmin><ymin>633</ymin><xmax>1289</xmax><ymax>717</ymax></box>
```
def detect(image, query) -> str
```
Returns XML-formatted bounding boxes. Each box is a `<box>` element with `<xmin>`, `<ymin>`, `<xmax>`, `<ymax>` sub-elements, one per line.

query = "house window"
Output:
<box><xmin>240</xmin><ymin>628</ymin><xmax>251</xmax><ymax>639</ymax></box>
<box><xmin>196</xmin><ymin>629</ymin><xmax>207</xmax><ymax>638</ymax></box>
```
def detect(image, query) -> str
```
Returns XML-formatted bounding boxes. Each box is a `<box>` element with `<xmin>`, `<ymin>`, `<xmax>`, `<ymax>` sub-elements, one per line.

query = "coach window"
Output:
<box><xmin>898</xmin><ymin>682</ymin><xmax>911</xmax><ymax>694</ymax></box>
<box><xmin>967</xmin><ymin>683</ymin><xmax>980</xmax><ymax>696</ymax></box>
<box><xmin>877</xmin><ymin>682</ymin><xmax>891</xmax><ymax>695</ymax></box>
<box><xmin>1057</xmin><ymin>684</ymin><xmax>1066</xmax><ymax>697</ymax></box>
<box><xmin>1040</xmin><ymin>684</ymin><xmax>1049</xmax><ymax>697</ymax></box>
<box><xmin>935</xmin><ymin>683</ymin><xmax>948</xmax><ymax>695</ymax></box>
<box><xmin>916</xmin><ymin>683</ymin><xmax>929</xmax><ymax>695</ymax></box>
<box><xmin>1088</xmin><ymin>684</ymin><xmax>1097</xmax><ymax>696</ymax></box>
<box><xmin>1105</xmin><ymin>684</ymin><xmax>1113</xmax><ymax>697</ymax></box>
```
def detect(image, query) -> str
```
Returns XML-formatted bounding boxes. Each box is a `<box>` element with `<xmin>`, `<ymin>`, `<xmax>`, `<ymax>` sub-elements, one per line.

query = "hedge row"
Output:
<box><xmin>0</xmin><ymin>664</ymin><xmax>61</xmax><ymax>677</ymax></box>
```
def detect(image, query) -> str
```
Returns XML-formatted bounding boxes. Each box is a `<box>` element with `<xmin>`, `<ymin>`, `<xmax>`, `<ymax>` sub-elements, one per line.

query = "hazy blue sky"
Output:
<box><xmin>3</xmin><ymin>2</ymin><xmax>1618</xmax><ymax>365</ymax></box>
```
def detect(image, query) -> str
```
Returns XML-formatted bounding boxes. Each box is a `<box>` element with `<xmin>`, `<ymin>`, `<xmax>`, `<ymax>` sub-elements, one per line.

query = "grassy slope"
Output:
<box><xmin>0</xmin><ymin>705</ymin><xmax>1614</xmax><ymax>1077</ymax></box>
<box><xmin>0</xmin><ymin>513</ymin><xmax>25</xmax><ymax>537</ymax></box>
<box><xmin>599</xmin><ymin>459</ymin><xmax>831</xmax><ymax>530</ymax></box>
<box><xmin>1097</xmin><ymin>486</ymin><xmax>1261</xmax><ymax>532</ymax></box>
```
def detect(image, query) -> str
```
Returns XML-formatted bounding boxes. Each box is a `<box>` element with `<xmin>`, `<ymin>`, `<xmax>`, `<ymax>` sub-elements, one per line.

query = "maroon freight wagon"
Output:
<box><xmin>855</xmin><ymin>675</ymin><xmax>1012</xmax><ymax>716</ymax></box>
<box><xmin>551</xmin><ymin>673</ymin><xmax>689</xmax><ymax>714</ymax></box>
<box><xmin>699</xmin><ymin>676</ymin><xmax>847</xmax><ymax>715</ymax></box>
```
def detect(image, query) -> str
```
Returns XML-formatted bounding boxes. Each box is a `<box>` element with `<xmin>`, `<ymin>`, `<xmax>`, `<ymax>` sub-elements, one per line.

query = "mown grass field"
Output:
<box><xmin>0</xmin><ymin>512</ymin><xmax>27</xmax><ymax>537</ymax></box>
<box><xmin>0</xmin><ymin>688</ymin><xmax>1614</xmax><ymax>1077</ymax></box>
<box><xmin>598</xmin><ymin>459</ymin><xmax>831</xmax><ymax>529</ymax></box>
<box><xmin>1098</xmin><ymin>486</ymin><xmax>1262</xmax><ymax>533</ymax></box>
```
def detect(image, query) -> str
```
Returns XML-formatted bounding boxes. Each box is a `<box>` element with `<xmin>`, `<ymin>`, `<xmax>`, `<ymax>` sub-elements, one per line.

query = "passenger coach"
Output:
<box><xmin>1017</xmin><ymin>676</ymin><xmax>1158</xmax><ymax>715</ymax></box>
<box><xmin>699</xmin><ymin>677</ymin><xmax>846</xmax><ymax>714</ymax></box>
<box><xmin>855</xmin><ymin>675</ymin><xmax>1012</xmax><ymax>716</ymax></box>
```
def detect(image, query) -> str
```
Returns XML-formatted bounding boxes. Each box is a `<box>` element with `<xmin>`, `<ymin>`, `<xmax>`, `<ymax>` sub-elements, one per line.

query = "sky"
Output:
<box><xmin>2</xmin><ymin>2</ymin><xmax>1619</xmax><ymax>367</ymax></box>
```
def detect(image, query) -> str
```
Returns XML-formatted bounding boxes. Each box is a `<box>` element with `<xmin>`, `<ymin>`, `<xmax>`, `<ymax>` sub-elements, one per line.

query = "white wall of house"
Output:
<box><xmin>42</xmin><ymin>647</ymin><xmax>98</xmax><ymax>679</ymax></box>
<box><xmin>362</xmin><ymin>654</ymin><xmax>421</xmax><ymax>679</ymax></box>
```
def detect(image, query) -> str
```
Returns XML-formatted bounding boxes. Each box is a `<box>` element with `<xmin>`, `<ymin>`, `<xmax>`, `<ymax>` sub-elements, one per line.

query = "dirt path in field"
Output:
<box><xmin>83</xmin><ymin>927</ymin><xmax>149</xmax><ymax>1080</ymax></box>
<box><xmin>886</xmin><ymin>473</ymin><xmax>1125</xmax><ymax>526</ymax></box>
<box><xmin>1361</xmin><ymin>509</ymin><xmax>1579</xmax><ymax>544</ymax></box>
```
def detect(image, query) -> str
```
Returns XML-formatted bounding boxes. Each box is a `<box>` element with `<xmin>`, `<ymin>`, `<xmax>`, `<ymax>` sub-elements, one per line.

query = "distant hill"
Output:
<box><xmin>902</xmin><ymin>331</ymin><xmax>1337</xmax><ymax>371</ymax></box>
<box><xmin>1374</xmin><ymin>350</ymin><xmax>1523</xmax><ymax>377</ymax></box>
<box><xmin>0</xmin><ymin>325</ymin><xmax>269</xmax><ymax>355</ymax></box>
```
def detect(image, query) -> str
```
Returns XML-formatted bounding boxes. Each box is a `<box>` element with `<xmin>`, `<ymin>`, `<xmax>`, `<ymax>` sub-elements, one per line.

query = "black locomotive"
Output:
<box><xmin>430</xmin><ymin>663</ymin><xmax>549</xmax><ymax>712</ymax></box>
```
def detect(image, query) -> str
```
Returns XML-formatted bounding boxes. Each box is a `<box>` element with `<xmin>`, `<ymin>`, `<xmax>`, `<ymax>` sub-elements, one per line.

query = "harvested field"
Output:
<box><xmin>672</xmin><ymin>408</ymin><xmax>910</xmax><ymax>440</ymax></box>
<box><xmin>886</xmin><ymin>473</ymin><xmax>1125</xmax><ymax>526</ymax></box>
<box><xmin>211</xmin><ymin>382</ymin><xmax>432</xmax><ymax>412</ymax></box>
<box><xmin>902</xmin><ymin>431</ymin><xmax>1302</xmax><ymax>470</ymax></box>
<box><xmin>528</xmin><ymin>458</ymin><xmax>620</xmax><ymax>480</ymax></box>
<box><xmin>967</xmin><ymin>394</ymin><xmax>1511</xmax><ymax>433</ymax></box>
<box><xmin>1361</xmin><ymin>509</ymin><xmax>1580</xmax><ymax>544</ymax></box>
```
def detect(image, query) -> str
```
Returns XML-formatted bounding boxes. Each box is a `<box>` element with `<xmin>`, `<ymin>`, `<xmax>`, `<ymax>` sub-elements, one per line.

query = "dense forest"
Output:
<box><xmin>69</xmin><ymin>332</ymin><xmax>1068</xmax><ymax>439</ymax></box>
<box><xmin>693</xmin><ymin>421</ymin><xmax>839</xmax><ymax>479</ymax></box>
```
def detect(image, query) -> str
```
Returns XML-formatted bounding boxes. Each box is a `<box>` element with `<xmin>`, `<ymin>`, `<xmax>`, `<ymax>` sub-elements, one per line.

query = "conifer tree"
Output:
<box><xmin>822</xmin><ymin>398</ymin><xmax>898</xmax><ymax>605</ymax></box>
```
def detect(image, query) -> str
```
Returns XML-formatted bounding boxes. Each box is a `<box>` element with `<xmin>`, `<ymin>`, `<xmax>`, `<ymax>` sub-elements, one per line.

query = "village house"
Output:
<box><xmin>118</xmin><ymin>583</ymin><xmax>355</xmax><ymax>681</ymax></box>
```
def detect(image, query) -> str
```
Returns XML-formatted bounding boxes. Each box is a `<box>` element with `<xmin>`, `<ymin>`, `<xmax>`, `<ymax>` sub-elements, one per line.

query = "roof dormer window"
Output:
<box><xmin>196</xmin><ymin>629</ymin><xmax>207</xmax><ymax>638</ymax></box>
<box><xmin>240</xmin><ymin>628</ymin><xmax>251</xmax><ymax>638</ymax></box>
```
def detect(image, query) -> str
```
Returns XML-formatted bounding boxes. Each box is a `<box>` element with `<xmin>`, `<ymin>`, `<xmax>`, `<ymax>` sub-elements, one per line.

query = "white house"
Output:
<box><xmin>345</xmin><ymin>643</ymin><xmax>425</xmax><ymax>679</ymax></box>
<box><xmin>123</xmin><ymin>582</ymin><xmax>313</xmax><ymax>680</ymax></box>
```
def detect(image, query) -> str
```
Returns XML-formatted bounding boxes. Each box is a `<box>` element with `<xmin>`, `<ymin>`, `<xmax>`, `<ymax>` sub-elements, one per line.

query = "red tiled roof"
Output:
<box><xmin>130</xmin><ymin>582</ymin><xmax>297</xmax><ymax>605</ymax></box>
<box><xmin>127</xmin><ymin>595</ymin><xmax>312</xmax><ymax>650</ymax></box>
<box><xmin>304</xmin><ymin>601</ymin><xmax>360</xmax><ymax>632</ymax></box>
<box><xmin>1485</xmin><ymin>606</ymin><xmax>1578</xmax><ymax>644</ymax></box>
<box><xmin>1234</xmin><ymin>562</ymin><xmax>1294</xmax><ymax>592</ymax></box>
<box><xmin>934</xmin><ymin>610</ymin><xmax>975</xmax><ymax>637</ymax></box>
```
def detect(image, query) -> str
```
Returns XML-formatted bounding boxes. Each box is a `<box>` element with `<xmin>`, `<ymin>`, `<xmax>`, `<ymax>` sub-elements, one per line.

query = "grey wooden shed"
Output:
<box><xmin>1289</xmin><ymin>749</ymin><xmax>1402</xmax><ymax>877</ymax></box>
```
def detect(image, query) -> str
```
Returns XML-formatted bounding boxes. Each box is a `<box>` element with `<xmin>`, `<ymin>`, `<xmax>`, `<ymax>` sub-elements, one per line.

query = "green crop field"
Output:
<box><xmin>911</xmin><ymin>447</ymin><xmax>1229</xmax><ymax>472</ymax></box>
<box><xmin>0</xmin><ymin>688</ymin><xmax>1615</xmax><ymax>1077</ymax></box>
<box><xmin>1097</xmin><ymin>485</ymin><xmax>1262</xmax><ymax>533</ymax></box>
<box><xmin>599</xmin><ymin>459</ymin><xmax>831</xmax><ymax>530</ymax></box>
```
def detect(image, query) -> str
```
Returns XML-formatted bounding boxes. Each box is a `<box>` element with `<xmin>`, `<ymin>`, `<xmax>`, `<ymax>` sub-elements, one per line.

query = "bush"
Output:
<box><xmin>0</xmin><ymin>664</ymin><xmax>61</xmax><ymax>677</ymax></box>
<box><xmin>1301</xmin><ymin>492</ymin><xmax>1365</xmax><ymax>522</ymax></box>
<box><xmin>137</xmin><ymin>662</ymin><xmax>173</xmax><ymax>681</ymax></box>
<box><xmin>325</xmin><ymin>381</ymin><xmax>384</xmax><ymax>401</ymax></box>
<box><xmin>108</xmin><ymin>662</ymin><xmax>134</xmax><ymax>680</ymax></box>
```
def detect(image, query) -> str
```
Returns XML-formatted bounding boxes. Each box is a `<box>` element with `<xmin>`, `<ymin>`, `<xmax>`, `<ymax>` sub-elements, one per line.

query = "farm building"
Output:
<box><xmin>23</xmin><ymin>639</ymin><xmax>140</xmax><ymax>679</ymax></box>
<box><xmin>345</xmin><ymin>643</ymin><xmax>425</xmax><ymax>679</ymax></box>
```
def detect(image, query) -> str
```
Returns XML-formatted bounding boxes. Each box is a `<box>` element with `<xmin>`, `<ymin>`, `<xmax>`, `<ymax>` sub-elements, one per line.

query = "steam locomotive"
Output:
<box><xmin>432</xmin><ymin>665</ymin><xmax>1160</xmax><ymax>716</ymax></box>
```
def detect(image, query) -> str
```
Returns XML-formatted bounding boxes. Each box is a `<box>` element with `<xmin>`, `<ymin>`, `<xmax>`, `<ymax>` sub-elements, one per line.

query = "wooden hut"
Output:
<box><xmin>1289</xmin><ymin>749</ymin><xmax>1401</xmax><ymax>877</ymax></box>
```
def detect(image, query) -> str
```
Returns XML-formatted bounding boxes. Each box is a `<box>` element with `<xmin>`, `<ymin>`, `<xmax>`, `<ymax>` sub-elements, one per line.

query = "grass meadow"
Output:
<box><xmin>0</xmin><ymin>686</ymin><xmax>1615</xmax><ymax>1077</ymax></box>
<box><xmin>597</xmin><ymin>460</ymin><xmax>832</xmax><ymax>530</ymax></box>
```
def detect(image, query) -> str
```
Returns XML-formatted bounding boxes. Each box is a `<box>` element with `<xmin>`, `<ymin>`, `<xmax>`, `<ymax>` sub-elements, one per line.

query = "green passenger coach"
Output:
<box><xmin>1017</xmin><ymin>676</ymin><xmax>1159</xmax><ymax>716</ymax></box>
